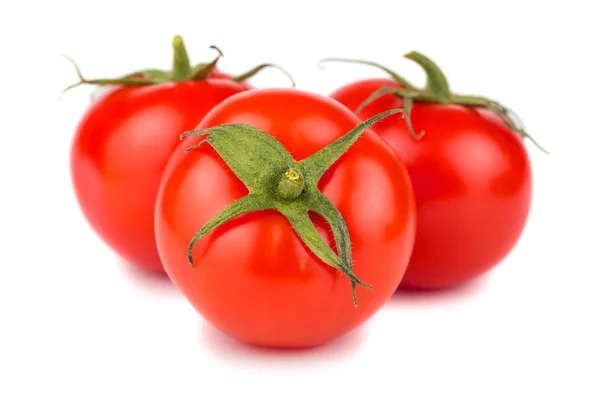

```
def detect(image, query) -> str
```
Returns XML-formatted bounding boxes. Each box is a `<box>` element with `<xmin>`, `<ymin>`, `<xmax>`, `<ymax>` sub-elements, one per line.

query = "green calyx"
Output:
<box><xmin>180</xmin><ymin>108</ymin><xmax>404</xmax><ymax>306</ymax></box>
<box><xmin>319</xmin><ymin>52</ymin><xmax>547</xmax><ymax>152</ymax></box>
<box><xmin>61</xmin><ymin>35</ymin><xmax>295</xmax><ymax>94</ymax></box>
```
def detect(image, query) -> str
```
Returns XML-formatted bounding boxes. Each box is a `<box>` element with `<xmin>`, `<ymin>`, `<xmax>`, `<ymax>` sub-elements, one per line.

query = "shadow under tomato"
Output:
<box><xmin>119</xmin><ymin>258</ymin><xmax>178</xmax><ymax>296</ymax></box>
<box><xmin>199</xmin><ymin>320</ymin><xmax>366</xmax><ymax>365</ymax></box>
<box><xmin>387</xmin><ymin>276</ymin><xmax>489</xmax><ymax>308</ymax></box>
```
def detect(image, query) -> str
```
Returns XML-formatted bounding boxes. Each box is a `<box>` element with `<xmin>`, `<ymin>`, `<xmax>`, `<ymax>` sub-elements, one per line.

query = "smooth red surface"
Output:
<box><xmin>71</xmin><ymin>79</ymin><xmax>248</xmax><ymax>271</ymax></box>
<box><xmin>331</xmin><ymin>78</ymin><xmax>532</xmax><ymax>289</ymax></box>
<box><xmin>155</xmin><ymin>89</ymin><xmax>417</xmax><ymax>347</ymax></box>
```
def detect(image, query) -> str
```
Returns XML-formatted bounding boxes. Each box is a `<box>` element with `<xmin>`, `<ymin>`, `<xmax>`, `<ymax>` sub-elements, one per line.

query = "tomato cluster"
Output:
<box><xmin>66</xmin><ymin>36</ymin><xmax>540</xmax><ymax>348</ymax></box>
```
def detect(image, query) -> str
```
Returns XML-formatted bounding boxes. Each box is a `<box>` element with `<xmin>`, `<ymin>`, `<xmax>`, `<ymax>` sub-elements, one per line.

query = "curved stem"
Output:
<box><xmin>231</xmin><ymin>63</ymin><xmax>296</xmax><ymax>87</ymax></box>
<box><xmin>404</xmin><ymin>51</ymin><xmax>451</xmax><ymax>101</ymax></box>
<box><xmin>355</xmin><ymin>86</ymin><xmax>402</xmax><ymax>114</ymax></box>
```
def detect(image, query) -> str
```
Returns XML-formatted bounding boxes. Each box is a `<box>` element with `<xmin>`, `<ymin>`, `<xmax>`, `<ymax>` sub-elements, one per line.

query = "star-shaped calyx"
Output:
<box><xmin>180</xmin><ymin>109</ymin><xmax>404</xmax><ymax>306</ymax></box>
<box><xmin>61</xmin><ymin>35</ymin><xmax>295</xmax><ymax>96</ymax></box>
<box><xmin>319</xmin><ymin>51</ymin><xmax>547</xmax><ymax>153</ymax></box>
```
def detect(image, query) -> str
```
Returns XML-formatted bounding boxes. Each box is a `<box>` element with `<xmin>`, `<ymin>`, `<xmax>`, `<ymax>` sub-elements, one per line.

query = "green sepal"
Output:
<box><xmin>186</xmin><ymin>194</ymin><xmax>273</xmax><ymax>267</ymax></box>
<box><xmin>355</xmin><ymin>87</ymin><xmax>425</xmax><ymax>140</ymax></box>
<box><xmin>61</xmin><ymin>36</ymin><xmax>295</xmax><ymax>95</ymax></box>
<box><xmin>181</xmin><ymin>124</ymin><xmax>295</xmax><ymax>193</ymax></box>
<box><xmin>299</xmin><ymin>109</ymin><xmax>405</xmax><ymax>180</ymax></box>
<box><xmin>451</xmin><ymin>94</ymin><xmax>548</xmax><ymax>153</ymax></box>
<box><xmin>188</xmin><ymin>46</ymin><xmax>223</xmax><ymax>80</ymax></box>
<box><xmin>181</xmin><ymin>108</ymin><xmax>404</xmax><ymax>306</ymax></box>
<box><xmin>59</xmin><ymin>55</ymin><xmax>158</xmax><ymax>97</ymax></box>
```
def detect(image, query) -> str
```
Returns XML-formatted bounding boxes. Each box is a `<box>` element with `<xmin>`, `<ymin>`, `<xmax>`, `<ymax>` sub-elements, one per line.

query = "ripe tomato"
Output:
<box><xmin>72</xmin><ymin>80</ymin><xmax>248</xmax><ymax>271</ymax></box>
<box><xmin>69</xmin><ymin>36</ymin><xmax>290</xmax><ymax>271</ymax></box>
<box><xmin>155</xmin><ymin>88</ymin><xmax>417</xmax><ymax>347</ymax></box>
<box><xmin>328</xmin><ymin>53</ymin><xmax>535</xmax><ymax>289</ymax></box>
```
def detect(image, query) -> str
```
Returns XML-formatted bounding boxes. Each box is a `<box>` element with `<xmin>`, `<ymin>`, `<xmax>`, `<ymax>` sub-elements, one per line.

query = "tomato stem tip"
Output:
<box><xmin>277</xmin><ymin>168</ymin><xmax>305</xmax><ymax>200</ymax></box>
<box><xmin>171</xmin><ymin>35</ymin><xmax>193</xmax><ymax>81</ymax></box>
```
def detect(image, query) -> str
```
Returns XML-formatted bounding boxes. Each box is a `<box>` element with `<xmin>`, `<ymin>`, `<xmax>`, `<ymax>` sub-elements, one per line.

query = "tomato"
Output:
<box><xmin>72</xmin><ymin>80</ymin><xmax>248</xmax><ymax>271</ymax></box>
<box><xmin>155</xmin><ymin>88</ymin><xmax>417</xmax><ymax>347</ymax></box>
<box><xmin>68</xmin><ymin>36</ymin><xmax>288</xmax><ymax>271</ymax></box>
<box><xmin>328</xmin><ymin>53</ymin><xmax>535</xmax><ymax>289</ymax></box>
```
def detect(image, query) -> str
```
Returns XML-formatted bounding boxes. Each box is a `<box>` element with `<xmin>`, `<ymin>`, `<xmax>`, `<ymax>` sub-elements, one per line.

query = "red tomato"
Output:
<box><xmin>330</xmin><ymin>78</ymin><xmax>532</xmax><ymax>289</ymax></box>
<box><xmin>155</xmin><ymin>88</ymin><xmax>417</xmax><ymax>347</ymax></box>
<box><xmin>72</xmin><ymin>79</ymin><xmax>248</xmax><ymax>271</ymax></box>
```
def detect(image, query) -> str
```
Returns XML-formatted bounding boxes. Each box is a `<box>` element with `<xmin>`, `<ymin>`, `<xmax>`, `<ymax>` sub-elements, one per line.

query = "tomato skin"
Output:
<box><xmin>155</xmin><ymin>88</ymin><xmax>417</xmax><ymax>347</ymax></box>
<box><xmin>331</xmin><ymin>78</ymin><xmax>533</xmax><ymax>289</ymax></box>
<box><xmin>208</xmin><ymin>70</ymin><xmax>249</xmax><ymax>86</ymax></box>
<box><xmin>71</xmin><ymin>79</ymin><xmax>248</xmax><ymax>271</ymax></box>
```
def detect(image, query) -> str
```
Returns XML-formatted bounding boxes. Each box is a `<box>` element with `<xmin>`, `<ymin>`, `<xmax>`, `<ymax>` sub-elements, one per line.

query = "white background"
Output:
<box><xmin>1</xmin><ymin>1</ymin><xmax>598</xmax><ymax>394</ymax></box>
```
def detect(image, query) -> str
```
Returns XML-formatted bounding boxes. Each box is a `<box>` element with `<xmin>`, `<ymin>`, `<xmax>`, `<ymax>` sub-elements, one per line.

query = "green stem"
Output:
<box><xmin>171</xmin><ymin>35</ymin><xmax>192</xmax><ymax>81</ymax></box>
<box><xmin>403</xmin><ymin>51</ymin><xmax>450</xmax><ymax>101</ymax></box>
<box><xmin>276</xmin><ymin>168</ymin><xmax>305</xmax><ymax>200</ymax></box>
<box><xmin>231</xmin><ymin>63</ymin><xmax>296</xmax><ymax>87</ymax></box>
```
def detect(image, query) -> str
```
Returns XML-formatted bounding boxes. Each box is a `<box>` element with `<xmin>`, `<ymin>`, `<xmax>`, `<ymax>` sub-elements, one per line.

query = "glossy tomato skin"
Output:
<box><xmin>71</xmin><ymin>79</ymin><xmax>248</xmax><ymax>271</ymax></box>
<box><xmin>155</xmin><ymin>88</ymin><xmax>417</xmax><ymax>347</ymax></box>
<box><xmin>331</xmin><ymin>78</ymin><xmax>532</xmax><ymax>289</ymax></box>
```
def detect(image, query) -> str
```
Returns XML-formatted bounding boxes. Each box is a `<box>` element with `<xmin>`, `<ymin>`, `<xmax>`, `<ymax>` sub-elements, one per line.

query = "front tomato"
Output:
<box><xmin>68</xmin><ymin>36</ymin><xmax>289</xmax><ymax>271</ymax></box>
<box><xmin>155</xmin><ymin>89</ymin><xmax>417</xmax><ymax>347</ymax></box>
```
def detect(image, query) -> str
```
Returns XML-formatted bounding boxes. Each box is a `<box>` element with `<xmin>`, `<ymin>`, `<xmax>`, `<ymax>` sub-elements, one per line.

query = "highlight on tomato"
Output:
<box><xmin>154</xmin><ymin>88</ymin><xmax>417</xmax><ymax>347</ymax></box>
<box><xmin>322</xmin><ymin>52</ymin><xmax>544</xmax><ymax>290</ymax></box>
<box><xmin>65</xmin><ymin>35</ymin><xmax>293</xmax><ymax>272</ymax></box>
